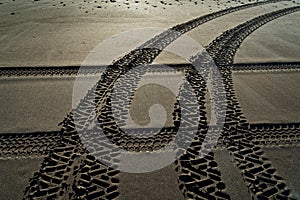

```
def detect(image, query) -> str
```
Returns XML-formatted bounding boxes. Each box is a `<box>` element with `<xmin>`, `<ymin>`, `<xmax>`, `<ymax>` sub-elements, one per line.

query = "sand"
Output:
<box><xmin>235</xmin><ymin>11</ymin><xmax>300</xmax><ymax>63</ymax></box>
<box><xmin>0</xmin><ymin>157</ymin><xmax>44</xmax><ymax>200</ymax></box>
<box><xmin>1</xmin><ymin>0</ymin><xmax>299</xmax><ymax>67</ymax></box>
<box><xmin>0</xmin><ymin>76</ymin><xmax>75</xmax><ymax>133</ymax></box>
<box><xmin>0</xmin><ymin>0</ymin><xmax>300</xmax><ymax>199</ymax></box>
<box><xmin>233</xmin><ymin>71</ymin><xmax>300</xmax><ymax>123</ymax></box>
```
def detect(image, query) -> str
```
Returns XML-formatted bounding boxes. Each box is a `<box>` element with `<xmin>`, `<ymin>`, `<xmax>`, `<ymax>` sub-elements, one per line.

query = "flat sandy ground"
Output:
<box><xmin>0</xmin><ymin>158</ymin><xmax>43</xmax><ymax>200</ymax></box>
<box><xmin>0</xmin><ymin>0</ymin><xmax>300</xmax><ymax>199</ymax></box>
<box><xmin>0</xmin><ymin>0</ymin><xmax>299</xmax><ymax>133</ymax></box>
<box><xmin>0</xmin><ymin>0</ymin><xmax>299</xmax><ymax>67</ymax></box>
<box><xmin>233</xmin><ymin>71</ymin><xmax>300</xmax><ymax>124</ymax></box>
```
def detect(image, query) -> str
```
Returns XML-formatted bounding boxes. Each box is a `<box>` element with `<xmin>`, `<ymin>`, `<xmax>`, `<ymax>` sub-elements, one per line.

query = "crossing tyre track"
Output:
<box><xmin>1</xmin><ymin>123</ymin><xmax>299</xmax><ymax>160</ymax></box>
<box><xmin>4</xmin><ymin>1</ymin><xmax>295</xmax><ymax>199</ymax></box>
<box><xmin>0</xmin><ymin>0</ymin><xmax>286</xmax><ymax>79</ymax></box>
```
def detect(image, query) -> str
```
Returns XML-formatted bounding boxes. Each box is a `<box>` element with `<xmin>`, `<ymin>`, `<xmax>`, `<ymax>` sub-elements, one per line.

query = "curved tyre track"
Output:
<box><xmin>175</xmin><ymin>6</ymin><xmax>300</xmax><ymax>200</ymax></box>
<box><xmin>173</xmin><ymin>67</ymin><xmax>231</xmax><ymax>199</ymax></box>
<box><xmin>206</xmin><ymin>6</ymin><xmax>300</xmax><ymax>66</ymax></box>
<box><xmin>0</xmin><ymin>0</ymin><xmax>286</xmax><ymax>77</ymax></box>
<box><xmin>22</xmin><ymin>1</ymin><xmax>296</xmax><ymax>199</ymax></box>
<box><xmin>200</xmin><ymin>6</ymin><xmax>300</xmax><ymax>199</ymax></box>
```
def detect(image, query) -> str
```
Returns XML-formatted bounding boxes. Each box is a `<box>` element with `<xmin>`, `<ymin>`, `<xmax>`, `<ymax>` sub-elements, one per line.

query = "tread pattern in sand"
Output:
<box><xmin>0</xmin><ymin>1</ymin><xmax>299</xmax><ymax>199</ymax></box>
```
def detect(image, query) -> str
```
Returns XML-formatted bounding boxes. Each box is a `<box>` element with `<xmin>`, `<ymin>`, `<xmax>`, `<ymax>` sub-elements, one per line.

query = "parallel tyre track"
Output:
<box><xmin>206</xmin><ymin>6</ymin><xmax>300</xmax><ymax>66</ymax></box>
<box><xmin>20</xmin><ymin>1</ymin><xmax>297</xmax><ymax>199</ymax></box>
<box><xmin>203</xmin><ymin>6</ymin><xmax>300</xmax><ymax>199</ymax></box>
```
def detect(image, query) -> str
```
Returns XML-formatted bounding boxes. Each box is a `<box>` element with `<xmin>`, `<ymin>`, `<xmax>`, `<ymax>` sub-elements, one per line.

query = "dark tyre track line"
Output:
<box><xmin>1</xmin><ymin>61</ymin><xmax>299</xmax><ymax>77</ymax></box>
<box><xmin>232</xmin><ymin>62</ymin><xmax>300</xmax><ymax>72</ymax></box>
<box><xmin>1</xmin><ymin>123</ymin><xmax>299</xmax><ymax>160</ymax></box>
<box><xmin>206</xmin><ymin>6</ymin><xmax>300</xmax><ymax>66</ymax></box>
<box><xmin>0</xmin><ymin>0</ymin><xmax>286</xmax><ymax>77</ymax></box>
<box><xmin>203</xmin><ymin>6</ymin><xmax>300</xmax><ymax>199</ymax></box>
<box><xmin>0</xmin><ymin>131</ymin><xmax>61</xmax><ymax>159</ymax></box>
<box><xmin>22</xmin><ymin>1</ymin><xmax>292</xmax><ymax>199</ymax></box>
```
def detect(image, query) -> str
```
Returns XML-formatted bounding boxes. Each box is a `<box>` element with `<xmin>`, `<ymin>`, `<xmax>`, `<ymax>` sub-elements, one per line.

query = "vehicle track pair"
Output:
<box><xmin>21</xmin><ymin>2</ymin><xmax>300</xmax><ymax>199</ymax></box>
<box><xmin>175</xmin><ymin>5</ymin><xmax>300</xmax><ymax>199</ymax></box>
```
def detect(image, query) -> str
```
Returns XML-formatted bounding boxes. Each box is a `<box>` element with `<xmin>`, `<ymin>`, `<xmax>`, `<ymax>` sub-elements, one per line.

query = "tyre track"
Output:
<box><xmin>22</xmin><ymin>1</ymin><xmax>292</xmax><ymax>199</ymax></box>
<box><xmin>202</xmin><ymin>6</ymin><xmax>300</xmax><ymax>199</ymax></box>
<box><xmin>23</xmin><ymin>119</ymin><xmax>120</xmax><ymax>199</ymax></box>
<box><xmin>0</xmin><ymin>61</ymin><xmax>299</xmax><ymax>77</ymax></box>
<box><xmin>1</xmin><ymin>123</ymin><xmax>299</xmax><ymax>160</ymax></box>
<box><xmin>0</xmin><ymin>66</ymin><xmax>94</xmax><ymax>77</ymax></box>
<box><xmin>0</xmin><ymin>131</ymin><xmax>61</xmax><ymax>159</ymax></box>
<box><xmin>206</xmin><ymin>6</ymin><xmax>300</xmax><ymax>66</ymax></box>
<box><xmin>232</xmin><ymin>62</ymin><xmax>300</xmax><ymax>72</ymax></box>
<box><xmin>249</xmin><ymin>123</ymin><xmax>300</xmax><ymax>147</ymax></box>
<box><xmin>174</xmin><ymin>66</ymin><xmax>231</xmax><ymax>199</ymax></box>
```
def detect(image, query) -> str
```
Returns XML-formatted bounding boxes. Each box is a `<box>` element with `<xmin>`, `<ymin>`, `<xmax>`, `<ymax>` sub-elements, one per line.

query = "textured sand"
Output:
<box><xmin>0</xmin><ymin>0</ymin><xmax>299</xmax><ymax>199</ymax></box>
<box><xmin>1</xmin><ymin>0</ymin><xmax>299</xmax><ymax>67</ymax></box>
<box><xmin>235</xmin><ymin>11</ymin><xmax>300</xmax><ymax>63</ymax></box>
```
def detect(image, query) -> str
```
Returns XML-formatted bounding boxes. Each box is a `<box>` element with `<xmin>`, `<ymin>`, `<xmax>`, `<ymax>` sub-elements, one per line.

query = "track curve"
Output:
<box><xmin>206</xmin><ymin>6</ymin><xmax>300</xmax><ymax>66</ymax></box>
<box><xmin>20</xmin><ymin>1</ymin><xmax>299</xmax><ymax>199</ymax></box>
<box><xmin>193</xmin><ymin>6</ymin><xmax>300</xmax><ymax>199</ymax></box>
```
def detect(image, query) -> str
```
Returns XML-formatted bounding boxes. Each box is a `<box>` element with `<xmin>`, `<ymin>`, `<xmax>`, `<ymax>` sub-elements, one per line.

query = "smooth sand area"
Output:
<box><xmin>0</xmin><ymin>157</ymin><xmax>44</xmax><ymax>200</ymax></box>
<box><xmin>0</xmin><ymin>77</ymin><xmax>75</xmax><ymax>133</ymax></box>
<box><xmin>119</xmin><ymin>163</ymin><xmax>184</xmax><ymax>200</ymax></box>
<box><xmin>233</xmin><ymin>71</ymin><xmax>300</xmax><ymax>124</ymax></box>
